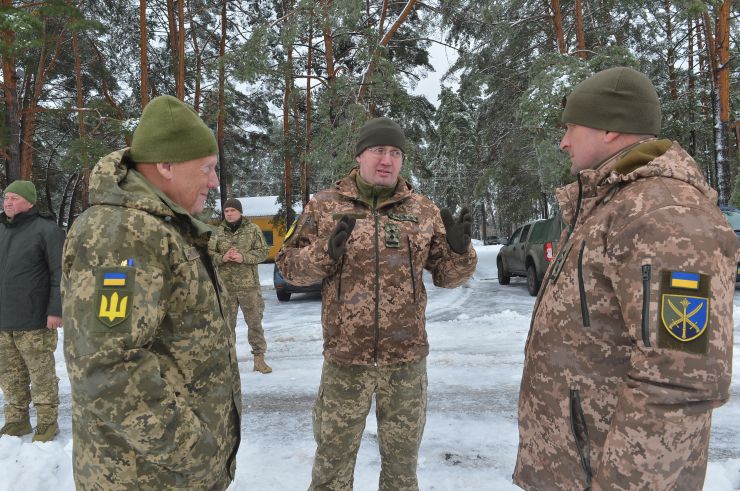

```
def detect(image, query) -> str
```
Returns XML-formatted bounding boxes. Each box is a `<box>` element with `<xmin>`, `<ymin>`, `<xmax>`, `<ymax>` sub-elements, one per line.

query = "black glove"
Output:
<box><xmin>328</xmin><ymin>215</ymin><xmax>356</xmax><ymax>261</ymax></box>
<box><xmin>441</xmin><ymin>207</ymin><xmax>472</xmax><ymax>254</ymax></box>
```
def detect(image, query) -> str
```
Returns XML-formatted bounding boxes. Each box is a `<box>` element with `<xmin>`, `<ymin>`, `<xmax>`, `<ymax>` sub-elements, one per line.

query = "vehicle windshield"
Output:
<box><xmin>722</xmin><ymin>209</ymin><xmax>740</xmax><ymax>230</ymax></box>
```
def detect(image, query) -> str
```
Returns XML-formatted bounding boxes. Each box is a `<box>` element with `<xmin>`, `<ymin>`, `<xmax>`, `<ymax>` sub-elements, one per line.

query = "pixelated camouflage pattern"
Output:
<box><xmin>310</xmin><ymin>360</ymin><xmax>427</xmax><ymax>490</ymax></box>
<box><xmin>514</xmin><ymin>140</ymin><xmax>736</xmax><ymax>490</ymax></box>
<box><xmin>225</xmin><ymin>288</ymin><xmax>267</xmax><ymax>355</ymax></box>
<box><xmin>209</xmin><ymin>218</ymin><xmax>269</xmax><ymax>289</ymax></box>
<box><xmin>62</xmin><ymin>149</ymin><xmax>241</xmax><ymax>490</ymax></box>
<box><xmin>276</xmin><ymin>168</ymin><xmax>477</xmax><ymax>366</ymax></box>
<box><xmin>0</xmin><ymin>329</ymin><xmax>59</xmax><ymax>425</ymax></box>
<box><xmin>209</xmin><ymin>218</ymin><xmax>269</xmax><ymax>355</ymax></box>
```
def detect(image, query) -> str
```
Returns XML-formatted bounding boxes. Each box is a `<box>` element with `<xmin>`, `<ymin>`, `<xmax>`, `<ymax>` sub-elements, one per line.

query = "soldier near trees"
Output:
<box><xmin>209</xmin><ymin>197</ymin><xmax>272</xmax><ymax>373</ymax></box>
<box><xmin>0</xmin><ymin>180</ymin><xmax>65</xmax><ymax>443</ymax></box>
<box><xmin>61</xmin><ymin>95</ymin><xmax>241</xmax><ymax>489</ymax></box>
<box><xmin>276</xmin><ymin>117</ymin><xmax>477</xmax><ymax>490</ymax></box>
<box><xmin>514</xmin><ymin>67</ymin><xmax>736</xmax><ymax>490</ymax></box>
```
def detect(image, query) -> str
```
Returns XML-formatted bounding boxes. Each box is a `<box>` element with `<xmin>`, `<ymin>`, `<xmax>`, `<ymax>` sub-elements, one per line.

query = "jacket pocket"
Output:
<box><xmin>641</xmin><ymin>264</ymin><xmax>651</xmax><ymax>347</ymax></box>
<box><xmin>577</xmin><ymin>241</ymin><xmax>590</xmax><ymax>328</ymax></box>
<box><xmin>569</xmin><ymin>389</ymin><xmax>593</xmax><ymax>488</ymax></box>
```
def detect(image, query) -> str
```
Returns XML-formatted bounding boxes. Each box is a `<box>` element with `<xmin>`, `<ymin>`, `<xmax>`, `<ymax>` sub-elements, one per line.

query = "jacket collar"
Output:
<box><xmin>89</xmin><ymin>149</ymin><xmax>213</xmax><ymax>237</ymax></box>
<box><xmin>557</xmin><ymin>140</ymin><xmax>711</xmax><ymax>226</ymax></box>
<box><xmin>334</xmin><ymin>167</ymin><xmax>413</xmax><ymax>209</ymax></box>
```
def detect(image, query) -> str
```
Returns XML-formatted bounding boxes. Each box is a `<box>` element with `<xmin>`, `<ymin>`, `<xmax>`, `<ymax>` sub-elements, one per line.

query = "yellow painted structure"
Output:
<box><xmin>245</xmin><ymin>215</ymin><xmax>287</xmax><ymax>262</ymax></box>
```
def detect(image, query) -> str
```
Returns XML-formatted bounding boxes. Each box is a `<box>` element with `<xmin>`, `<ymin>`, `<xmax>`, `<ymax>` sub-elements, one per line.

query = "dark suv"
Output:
<box><xmin>497</xmin><ymin>215</ymin><xmax>565</xmax><ymax>296</ymax></box>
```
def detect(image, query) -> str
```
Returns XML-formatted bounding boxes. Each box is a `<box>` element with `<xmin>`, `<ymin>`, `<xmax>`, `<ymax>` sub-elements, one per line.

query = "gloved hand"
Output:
<box><xmin>328</xmin><ymin>215</ymin><xmax>356</xmax><ymax>261</ymax></box>
<box><xmin>441</xmin><ymin>207</ymin><xmax>471</xmax><ymax>254</ymax></box>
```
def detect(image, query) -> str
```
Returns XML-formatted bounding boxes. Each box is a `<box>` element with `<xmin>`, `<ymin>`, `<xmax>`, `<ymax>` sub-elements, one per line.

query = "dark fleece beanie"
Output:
<box><xmin>562</xmin><ymin>67</ymin><xmax>661</xmax><ymax>136</ymax></box>
<box><xmin>223</xmin><ymin>198</ymin><xmax>243</xmax><ymax>213</ymax></box>
<box><xmin>354</xmin><ymin>117</ymin><xmax>407</xmax><ymax>156</ymax></box>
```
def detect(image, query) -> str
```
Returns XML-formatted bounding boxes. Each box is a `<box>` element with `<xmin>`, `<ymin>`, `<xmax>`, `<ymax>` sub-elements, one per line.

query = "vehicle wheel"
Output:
<box><xmin>526</xmin><ymin>263</ymin><xmax>541</xmax><ymax>296</ymax></box>
<box><xmin>497</xmin><ymin>258</ymin><xmax>510</xmax><ymax>285</ymax></box>
<box><xmin>276</xmin><ymin>290</ymin><xmax>291</xmax><ymax>302</ymax></box>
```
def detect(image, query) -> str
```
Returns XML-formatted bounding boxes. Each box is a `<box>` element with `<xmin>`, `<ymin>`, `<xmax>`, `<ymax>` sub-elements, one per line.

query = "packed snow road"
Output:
<box><xmin>0</xmin><ymin>244</ymin><xmax>738</xmax><ymax>490</ymax></box>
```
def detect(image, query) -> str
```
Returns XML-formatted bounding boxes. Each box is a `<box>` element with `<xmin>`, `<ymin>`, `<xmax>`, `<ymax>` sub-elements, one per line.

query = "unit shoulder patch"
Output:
<box><xmin>657</xmin><ymin>270</ymin><xmax>710</xmax><ymax>354</ymax></box>
<box><xmin>95</xmin><ymin>267</ymin><xmax>134</xmax><ymax>328</ymax></box>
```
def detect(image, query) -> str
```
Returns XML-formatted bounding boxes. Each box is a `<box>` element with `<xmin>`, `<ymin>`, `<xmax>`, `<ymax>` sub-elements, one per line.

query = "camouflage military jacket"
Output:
<box><xmin>209</xmin><ymin>217</ymin><xmax>269</xmax><ymax>290</ymax></box>
<box><xmin>62</xmin><ymin>149</ymin><xmax>241</xmax><ymax>490</ymax></box>
<box><xmin>276</xmin><ymin>168</ymin><xmax>477</xmax><ymax>366</ymax></box>
<box><xmin>514</xmin><ymin>140</ymin><xmax>736</xmax><ymax>490</ymax></box>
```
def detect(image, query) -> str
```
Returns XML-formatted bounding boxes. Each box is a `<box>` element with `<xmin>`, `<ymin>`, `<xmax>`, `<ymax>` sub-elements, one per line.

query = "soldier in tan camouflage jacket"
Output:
<box><xmin>62</xmin><ymin>96</ymin><xmax>241</xmax><ymax>490</ymax></box>
<box><xmin>209</xmin><ymin>198</ymin><xmax>272</xmax><ymax>373</ymax></box>
<box><xmin>277</xmin><ymin>117</ymin><xmax>477</xmax><ymax>490</ymax></box>
<box><xmin>514</xmin><ymin>68</ymin><xmax>736</xmax><ymax>491</ymax></box>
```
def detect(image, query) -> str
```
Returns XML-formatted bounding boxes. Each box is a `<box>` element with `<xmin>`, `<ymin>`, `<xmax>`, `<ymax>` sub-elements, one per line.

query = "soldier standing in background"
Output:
<box><xmin>0</xmin><ymin>180</ymin><xmax>65</xmax><ymax>442</ymax></box>
<box><xmin>277</xmin><ymin>117</ymin><xmax>477</xmax><ymax>490</ymax></box>
<box><xmin>514</xmin><ymin>67</ymin><xmax>736</xmax><ymax>490</ymax></box>
<box><xmin>209</xmin><ymin>197</ymin><xmax>272</xmax><ymax>373</ymax></box>
<box><xmin>62</xmin><ymin>95</ymin><xmax>241</xmax><ymax>489</ymax></box>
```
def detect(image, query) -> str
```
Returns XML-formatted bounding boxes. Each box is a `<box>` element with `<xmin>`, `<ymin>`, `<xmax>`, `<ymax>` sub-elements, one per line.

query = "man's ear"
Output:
<box><xmin>603</xmin><ymin>131</ymin><xmax>621</xmax><ymax>144</ymax></box>
<box><xmin>156</xmin><ymin>162</ymin><xmax>174</xmax><ymax>180</ymax></box>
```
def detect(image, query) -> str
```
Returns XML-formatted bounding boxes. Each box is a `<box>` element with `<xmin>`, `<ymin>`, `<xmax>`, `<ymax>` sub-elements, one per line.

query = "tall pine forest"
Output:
<box><xmin>0</xmin><ymin>1</ymin><xmax>737</xmax><ymax>237</ymax></box>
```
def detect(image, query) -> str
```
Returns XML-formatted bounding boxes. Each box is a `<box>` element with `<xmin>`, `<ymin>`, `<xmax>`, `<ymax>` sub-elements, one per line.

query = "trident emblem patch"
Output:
<box><xmin>95</xmin><ymin>267</ymin><xmax>133</xmax><ymax>328</ymax></box>
<box><xmin>660</xmin><ymin>294</ymin><xmax>709</xmax><ymax>342</ymax></box>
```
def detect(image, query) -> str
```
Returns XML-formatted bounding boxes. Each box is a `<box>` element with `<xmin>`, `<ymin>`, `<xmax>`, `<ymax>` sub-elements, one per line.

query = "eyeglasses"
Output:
<box><xmin>367</xmin><ymin>146</ymin><xmax>404</xmax><ymax>160</ymax></box>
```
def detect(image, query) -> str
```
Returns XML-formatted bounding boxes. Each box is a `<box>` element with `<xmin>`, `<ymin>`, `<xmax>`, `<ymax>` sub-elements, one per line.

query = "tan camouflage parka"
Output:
<box><xmin>514</xmin><ymin>140</ymin><xmax>736</xmax><ymax>490</ymax></box>
<box><xmin>276</xmin><ymin>168</ymin><xmax>477</xmax><ymax>366</ymax></box>
<box><xmin>62</xmin><ymin>149</ymin><xmax>241</xmax><ymax>490</ymax></box>
<box><xmin>209</xmin><ymin>217</ymin><xmax>269</xmax><ymax>290</ymax></box>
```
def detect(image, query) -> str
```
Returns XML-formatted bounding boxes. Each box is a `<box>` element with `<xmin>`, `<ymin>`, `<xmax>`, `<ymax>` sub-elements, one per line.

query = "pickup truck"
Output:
<box><xmin>497</xmin><ymin>215</ymin><xmax>565</xmax><ymax>296</ymax></box>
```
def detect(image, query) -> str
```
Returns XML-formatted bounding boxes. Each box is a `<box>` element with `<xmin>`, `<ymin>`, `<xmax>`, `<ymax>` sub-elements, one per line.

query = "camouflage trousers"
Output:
<box><xmin>310</xmin><ymin>359</ymin><xmax>427</xmax><ymax>491</ymax></box>
<box><xmin>225</xmin><ymin>287</ymin><xmax>267</xmax><ymax>355</ymax></box>
<box><xmin>0</xmin><ymin>329</ymin><xmax>59</xmax><ymax>425</ymax></box>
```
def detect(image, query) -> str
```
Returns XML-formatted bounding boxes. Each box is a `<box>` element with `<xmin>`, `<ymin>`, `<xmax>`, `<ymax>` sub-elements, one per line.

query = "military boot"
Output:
<box><xmin>32</xmin><ymin>422</ymin><xmax>59</xmax><ymax>442</ymax></box>
<box><xmin>0</xmin><ymin>418</ymin><xmax>32</xmax><ymax>437</ymax></box>
<box><xmin>33</xmin><ymin>405</ymin><xmax>59</xmax><ymax>442</ymax></box>
<box><xmin>253</xmin><ymin>354</ymin><xmax>272</xmax><ymax>374</ymax></box>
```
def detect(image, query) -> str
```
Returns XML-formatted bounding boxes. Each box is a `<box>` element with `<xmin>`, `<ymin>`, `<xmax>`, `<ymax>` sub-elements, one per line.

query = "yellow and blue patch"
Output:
<box><xmin>669</xmin><ymin>271</ymin><xmax>700</xmax><ymax>290</ymax></box>
<box><xmin>658</xmin><ymin>270</ymin><xmax>710</xmax><ymax>354</ymax></box>
<box><xmin>95</xmin><ymin>267</ymin><xmax>133</xmax><ymax>328</ymax></box>
<box><xmin>102</xmin><ymin>272</ymin><xmax>127</xmax><ymax>287</ymax></box>
<box><xmin>661</xmin><ymin>294</ymin><xmax>709</xmax><ymax>342</ymax></box>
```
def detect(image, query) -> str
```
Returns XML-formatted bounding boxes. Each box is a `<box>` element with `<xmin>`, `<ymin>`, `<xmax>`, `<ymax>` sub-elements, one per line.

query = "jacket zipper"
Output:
<box><xmin>641</xmin><ymin>264</ymin><xmax>652</xmax><ymax>347</ymax></box>
<box><xmin>336</xmin><ymin>256</ymin><xmax>344</xmax><ymax>301</ymax></box>
<box><xmin>373</xmin><ymin>197</ymin><xmax>380</xmax><ymax>365</ymax></box>
<box><xmin>407</xmin><ymin>236</ymin><xmax>417</xmax><ymax>304</ymax></box>
<box><xmin>569</xmin><ymin>389</ymin><xmax>593</xmax><ymax>489</ymax></box>
<box><xmin>577</xmin><ymin>241</ymin><xmax>590</xmax><ymax>328</ymax></box>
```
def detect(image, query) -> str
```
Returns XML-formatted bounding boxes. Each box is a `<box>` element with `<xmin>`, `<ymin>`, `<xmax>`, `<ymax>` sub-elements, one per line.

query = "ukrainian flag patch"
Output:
<box><xmin>102</xmin><ymin>272</ymin><xmax>127</xmax><ymax>287</ymax></box>
<box><xmin>669</xmin><ymin>271</ymin><xmax>700</xmax><ymax>290</ymax></box>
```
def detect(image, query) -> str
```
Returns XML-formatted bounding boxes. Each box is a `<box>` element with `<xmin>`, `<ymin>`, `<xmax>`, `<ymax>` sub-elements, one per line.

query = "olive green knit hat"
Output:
<box><xmin>129</xmin><ymin>95</ymin><xmax>218</xmax><ymax>163</ymax></box>
<box><xmin>354</xmin><ymin>117</ymin><xmax>407</xmax><ymax>156</ymax></box>
<box><xmin>4</xmin><ymin>180</ymin><xmax>37</xmax><ymax>205</ymax></box>
<box><xmin>562</xmin><ymin>67</ymin><xmax>662</xmax><ymax>136</ymax></box>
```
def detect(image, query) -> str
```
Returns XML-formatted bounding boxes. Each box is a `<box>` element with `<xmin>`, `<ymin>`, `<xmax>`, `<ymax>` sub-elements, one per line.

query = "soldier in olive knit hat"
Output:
<box><xmin>61</xmin><ymin>95</ymin><xmax>241</xmax><ymax>489</ymax></box>
<box><xmin>515</xmin><ymin>67</ymin><xmax>736</xmax><ymax>490</ymax></box>
<box><xmin>2</xmin><ymin>179</ymin><xmax>65</xmax><ymax>443</ymax></box>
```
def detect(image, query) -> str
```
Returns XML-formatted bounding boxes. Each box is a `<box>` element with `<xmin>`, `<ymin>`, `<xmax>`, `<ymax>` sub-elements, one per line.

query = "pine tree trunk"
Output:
<box><xmin>140</xmin><ymin>0</ymin><xmax>149</xmax><ymax>108</ymax></box>
<box><xmin>575</xmin><ymin>0</ymin><xmax>586</xmax><ymax>59</ymax></box>
<box><xmin>550</xmin><ymin>0</ymin><xmax>566</xmax><ymax>54</ymax></box>
<box><xmin>714</xmin><ymin>0</ymin><xmax>731</xmax><ymax>204</ymax></box>
<box><xmin>218</xmin><ymin>0</ymin><xmax>228</xmax><ymax>210</ymax></box>
<box><xmin>2</xmin><ymin>0</ymin><xmax>21</xmax><ymax>182</ymax></box>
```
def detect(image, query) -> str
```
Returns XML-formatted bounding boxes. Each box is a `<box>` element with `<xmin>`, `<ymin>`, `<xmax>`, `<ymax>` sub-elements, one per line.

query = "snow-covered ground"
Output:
<box><xmin>1</xmin><ymin>243</ymin><xmax>738</xmax><ymax>490</ymax></box>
